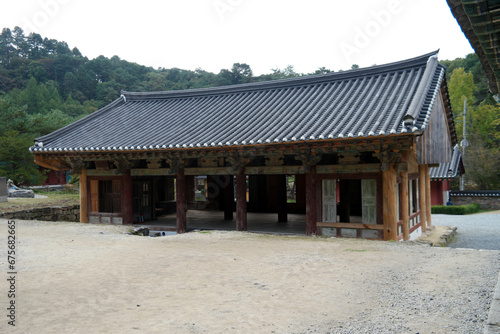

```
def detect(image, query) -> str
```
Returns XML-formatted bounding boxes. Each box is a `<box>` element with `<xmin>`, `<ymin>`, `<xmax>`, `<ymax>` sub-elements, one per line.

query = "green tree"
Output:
<box><xmin>0</xmin><ymin>130</ymin><xmax>45</xmax><ymax>185</ymax></box>
<box><xmin>463</xmin><ymin>136</ymin><xmax>500</xmax><ymax>190</ymax></box>
<box><xmin>0</xmin><ymin>96</ymin><xmax>29</xmax><ymax>134</ymax></box>
<box><xmin>448</xmin><ymin>67</ymin><xmax>476</xmax><ymax>139</ymax></box>
<box><xmin>469</xmin><ymin>104</ymin><xmax>500</xmax><ymax>148</ymax></box>
<box><xmin>28</xmin><ymin>109</ymin><xmax>74</xmax><ymax>136</ymax></box>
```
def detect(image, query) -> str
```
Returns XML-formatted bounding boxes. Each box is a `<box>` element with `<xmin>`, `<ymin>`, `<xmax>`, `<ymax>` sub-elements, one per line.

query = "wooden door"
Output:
<box><xmin>322</xmin><ymin>179</ymin><xmax>337</xmax><ymax>222</ymax></box>
<box><xmin>361</xmin><ymin>179</ymin><xmax>376</xmax><ymax>224</ymax></box>
<box><xmin>90</xmin><ymin>180</ymin><xmax>99</xmax><ymax>213</ymax></box>
<box><xmin>133</xmin><ymin>180</ymin><xmax>153</xmax><ymax>221</ymax></box>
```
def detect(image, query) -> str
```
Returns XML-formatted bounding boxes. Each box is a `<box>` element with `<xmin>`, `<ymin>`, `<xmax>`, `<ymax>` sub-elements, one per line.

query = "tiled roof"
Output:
<box><xmin>447</xmin><ymin>0</ymin><xmax>500</xmax><ymax>95</ymax></box>
<box><xmin>429</xmin><ymin>145</ymin><xmax>464</xmax><ymax>179</ymax></box>
<box><xmin>31</xmin><ymin>51</ymin><xmax>450</xmax><ymax>154</ymax></box>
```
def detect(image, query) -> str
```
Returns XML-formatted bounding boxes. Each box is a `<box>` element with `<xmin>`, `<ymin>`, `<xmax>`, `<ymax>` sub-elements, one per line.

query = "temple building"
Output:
<box><xmin>30</xmin><ymin>51</ymin><xmax>457</xmax><ymax>241</ymax></box>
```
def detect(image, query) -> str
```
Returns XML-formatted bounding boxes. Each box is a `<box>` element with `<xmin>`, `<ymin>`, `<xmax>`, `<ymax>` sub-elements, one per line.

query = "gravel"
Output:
<box><xmin>298</xmin><ymin>247</ymin><xmax>500</xmax><ymax>334</ymax></box>
<box><xmin>432</xmin><ymin>213</ymin><xmax>500</xmax><ymax>250</ymax></box>
<box><xmin>6</xmin><ymin>219</ymin><xmax>500</xmax><ymax>334</ymax></box>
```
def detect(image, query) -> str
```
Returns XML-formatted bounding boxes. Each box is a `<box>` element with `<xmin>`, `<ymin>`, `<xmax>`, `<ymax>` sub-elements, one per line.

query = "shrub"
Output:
<box><xmin>431</xmin><ymin>203</ymin><xmax>481</xmax><ymax>215</ymax></box>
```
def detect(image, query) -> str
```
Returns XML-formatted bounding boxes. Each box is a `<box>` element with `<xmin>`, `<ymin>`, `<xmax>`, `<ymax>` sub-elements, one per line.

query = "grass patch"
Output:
<box><xmin>344</xmin><ymin>249</ymin><xmax>368</xmax><ymax>252</ymax></box>
<box><xmin>0</xmin><ymin>193</ymin><xmax>79</xmax><ymax>214</ymax></box>
<box><xmin>431</xmin><ymin>203</ymin><xmax>481</xmax><ymax>215</ymax></box>
<box><xmin>198</xmin><ymin>231</ymin><xmax>212</xmax><ymax>234</ymax></box>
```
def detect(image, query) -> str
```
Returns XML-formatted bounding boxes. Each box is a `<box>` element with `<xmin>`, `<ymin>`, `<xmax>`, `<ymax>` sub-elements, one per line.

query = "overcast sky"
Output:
<box><xmin>1</xmin><ymin>0</ymin><xmax>474</xmax><ymax>75</ymax></box>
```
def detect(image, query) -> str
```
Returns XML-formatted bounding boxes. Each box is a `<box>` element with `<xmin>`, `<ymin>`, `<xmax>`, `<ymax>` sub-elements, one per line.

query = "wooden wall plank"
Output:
<box><xmin>416</xmin><ymin>92</ymin><xmax>453</xmax><ymax>164</ymax></box>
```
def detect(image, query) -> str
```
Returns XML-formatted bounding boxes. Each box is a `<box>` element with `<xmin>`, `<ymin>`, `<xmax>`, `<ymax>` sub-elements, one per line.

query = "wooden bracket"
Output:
<box><xmin>226</xmin><ymin>156</ymin><xmax>253</xmax><ymax>174</ymax></box>
<box><xmin>165</xmin><ymin>158</ymin><xmax>184</xmax><ymax>174</ymax></box>
<box><xmin>265</xmin><ymin>153</ymin><xmax>284</xmax><ymax>166</ymax></box>
<box><xmin>295</xmin><ymin>153</ymin><xmax>322</xmax><ymax>171</ymax></box>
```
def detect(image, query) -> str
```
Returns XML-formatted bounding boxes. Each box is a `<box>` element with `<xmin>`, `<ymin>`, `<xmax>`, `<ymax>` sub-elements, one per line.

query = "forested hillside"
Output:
<box><xmin>0</xmin><ymin>27</ymin><xmax>498</xmax><ymax>188</ymax></box>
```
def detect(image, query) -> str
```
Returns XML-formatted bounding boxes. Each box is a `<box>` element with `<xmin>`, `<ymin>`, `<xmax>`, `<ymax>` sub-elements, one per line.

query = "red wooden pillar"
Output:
<box><xmin>305</xmin><ymin>168</ymin><xmax>317</xmax><ymax>236</ymax></box>
<box><xmin>278</xmin><ymin>174</ymin><xmax>288</xmax><ymax>223</ymax></box>
<box><xmin>121</xmin><ymin>169</ymin><xmax>133</xmax><ymax>225</ymax></box>
<box><xmin>176</xmin><ymin>167</ymin><xmax>187</xmax><ymax>233</ymax></box>
<box><xmin>236</xmin><ymin>169</ymin><xmax>247</xmax><ymax>231</ymax></box>
<box><xmin>80</xmin><ymin>169</ymin><xmax>88</xmax><ymax>223</ymax></box>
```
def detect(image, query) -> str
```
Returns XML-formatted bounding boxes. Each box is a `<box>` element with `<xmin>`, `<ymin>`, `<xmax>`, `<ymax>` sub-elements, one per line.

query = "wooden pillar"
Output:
<box><xmin>236</xmin><ymin>169</ymin><xmax>247</xmax><ymax>231</ymax></box>
<box><xmin>425</xmin><ymin>165</ymin><xmax>432</xmax><ymax>227</ymax></box>
<box><xmin>419</xmin><ymin>165</ymin><xmax>427</xmax><ymax>233</ymax></box>
<box><xmin>305</xmin><ymin>168</ymin><xmax>317</xmax><ymax>236</ymax></box>
<box><xmin>121</xmin><ymin>170</ymin><xmax>133</xmax><ymax>225</ymax></box>
<box><xmin>176</xmin><ymin>168</ymin><xmax>187</xmax><ymax>233</ymax></box>
<box><xmin>382</xmin><ymin>164</ymin><xmax>398</xmax><ymax>241</ymax></box>
<box><xmin>80</xmin><ymin>169</ymin><xmax>88</xmax><ymax>223</ymax></box>
<box><xmin>401</xmin><ymin>171</ymin><xmax>409</xmax><ymax>241</ymax></box>
<box><xmin>278</xmin><ymin>174</ymin><xmax>287</xmax><ymax>222</ymax></box>
<box><xmin>295</xmin><ymin>174</ymin><xmax>306</xmax><ymax>213</ymax></box>
<box><xmin>224</xmin><ymin>176</ymin><xmax>234</xmax><ymax>220</ymax></box>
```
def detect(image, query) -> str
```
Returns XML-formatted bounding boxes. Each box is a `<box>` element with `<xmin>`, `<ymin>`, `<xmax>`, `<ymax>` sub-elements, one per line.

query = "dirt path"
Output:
<box><xmin>2</xmin><ymin>220</ymin><xmax>499</xmax><ymax>333</ymax></box>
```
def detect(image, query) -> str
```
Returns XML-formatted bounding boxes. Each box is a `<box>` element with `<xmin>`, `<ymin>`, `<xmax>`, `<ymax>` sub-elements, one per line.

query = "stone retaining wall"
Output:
<box><xmin>0</xmin><ymin>205</ymin><xmax>80</xmax><ymax>222</ymax></box>
<box><xmin>449</xmin><ymin>191</ymin><xmax>500</xmax><ymax>210</ymax></box>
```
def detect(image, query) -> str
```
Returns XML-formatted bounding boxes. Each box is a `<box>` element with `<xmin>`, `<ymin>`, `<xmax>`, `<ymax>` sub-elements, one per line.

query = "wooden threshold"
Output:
<box><xmin>316</xmin><ymin>222</ymin><xmax>385</xmax><ymax>230</ymax></box>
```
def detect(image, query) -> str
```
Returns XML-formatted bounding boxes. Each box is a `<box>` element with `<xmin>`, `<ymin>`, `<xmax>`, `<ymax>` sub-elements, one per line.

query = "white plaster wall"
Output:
<box><xmin>409</xmin><ymin>227</ymin><xmax>422</xmax><ymax>241</ymax></box>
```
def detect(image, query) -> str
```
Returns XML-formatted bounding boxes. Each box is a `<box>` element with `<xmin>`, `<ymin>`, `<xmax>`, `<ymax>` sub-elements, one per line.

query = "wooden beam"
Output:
<box><xmin>419</xmin><ymin>165</ymin><xmax>427</xmax><ymax>233</ymax></box>
<box><xmin>176</xmin><ymin>168</ymin><xmax>187</xmax><ymax>233</ymax></box>
<box><xmin>87</xmin><ymin>170</ymin><xmax>124</xmax><ymax>176</ymax></box>
<box><xmin>401</xmin><ymin>171</ymin><xmax>410</xmax><ymax>241</ymax></box>
<box><xmin>236</xmin><ymin>169</ymin><xmax>247</xmax><ymax>231</ymax></box>
<box><xmin>305</xmin><ymin>169</ymin><xmax>317</xmax><ymax>236</ymax></box>
<box><xmin>316</xmin><ymin>163</ymin><xmax>382</xmax><ymax>174</ymax></box>
<box><xmin>132</xmin><ymin>168</ymin><xmax>174</xmax><ymax>176</ymax></box>
<box><xmin>121</xmin><ymin>170</ymin><xmax>133</xmax><ymax>225</ymax></box>
<box><xmin>245</xmin><ymin>166</ymin><xmax>306</xmax><ymax>175</ymax></box>
<box><xmin>80</xmin><ymin>169</ymin><xmax>88</xmax><ymax>223</ymax></box>
<box><xmin>425</xmin><ymin>165</ymin><xmax>432</xmax><ymax>228</ymax></box>
<box><xmin>34</xmin><ymin>155</ymin><xmax>71</xmax><ymax>171</ymax></box>
<box><xmin>317</xmin><ymin>222</ymin><xmax>384</xmax><ymax>230</ymax></box>
<box><xmin>185</xmin><ymin>167</ymin><xmax>232</xmax><ymax>175</ymax></box>
<box><xmin>382</xmin><ymin>164</ymin><xmax>398</xmax><ymax>241</ymax></box>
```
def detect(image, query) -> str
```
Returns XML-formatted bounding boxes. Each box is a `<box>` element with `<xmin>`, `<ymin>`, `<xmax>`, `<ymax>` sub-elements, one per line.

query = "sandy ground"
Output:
<box><xmin>1</xmin><ymin>220</ymin><xmax>499</xmax><ymax>334</ymax></box>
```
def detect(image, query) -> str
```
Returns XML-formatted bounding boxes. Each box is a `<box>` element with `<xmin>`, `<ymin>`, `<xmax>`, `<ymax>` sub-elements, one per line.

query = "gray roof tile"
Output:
<box><xmin>32</xmin><ymin>51</ymin><xmax>450</xmax><ymax>153</ymax></box>
<box><xmin>430</xmin><ymin>145</ymin><xmax>463</xmax><ymax>179</ymax></box>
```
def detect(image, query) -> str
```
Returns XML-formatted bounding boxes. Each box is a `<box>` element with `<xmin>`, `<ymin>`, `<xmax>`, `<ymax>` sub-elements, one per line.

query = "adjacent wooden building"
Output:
<box><xmin>31</xmin><ymin>51</ymin><xmax>457</xmax><ymax>241</ymax></box>
<box><xmin>429</xmin><ymin>145</ymin><xmax>464</xmax><ymax>205</ymax></box>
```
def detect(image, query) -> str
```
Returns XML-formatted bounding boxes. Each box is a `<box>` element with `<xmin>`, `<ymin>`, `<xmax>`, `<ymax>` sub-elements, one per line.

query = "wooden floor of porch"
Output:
<box><xmin>133</xmin><ymin>210</ymin><xmax>308</xmax><ymax>235</ymax></box>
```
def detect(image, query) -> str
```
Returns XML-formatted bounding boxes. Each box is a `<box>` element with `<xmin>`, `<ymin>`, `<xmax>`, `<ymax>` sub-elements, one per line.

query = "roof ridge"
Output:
<box><xmin>122</xmin><ymin>51</ymin><xmax>440</xmax><ymax>100</ymax></box>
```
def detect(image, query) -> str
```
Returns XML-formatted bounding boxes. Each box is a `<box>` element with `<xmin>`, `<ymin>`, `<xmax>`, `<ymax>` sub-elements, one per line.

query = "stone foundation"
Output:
<box><xmin>0</xmin><ymin>205</ymin><xmax>80</xmax><ymax>222</ymax></box>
